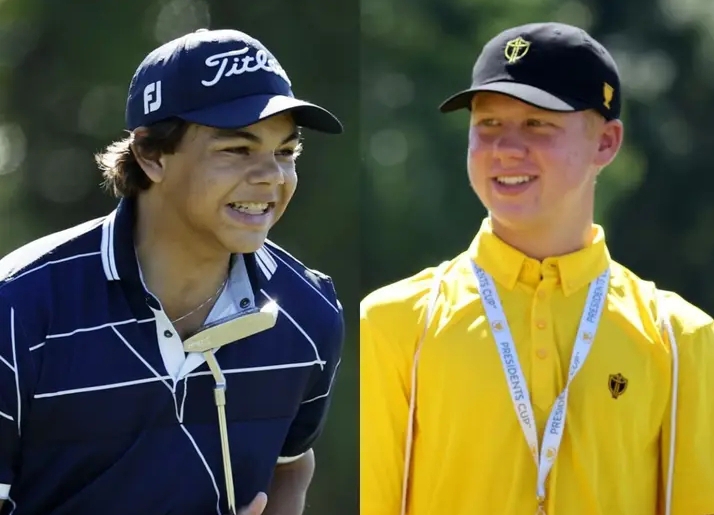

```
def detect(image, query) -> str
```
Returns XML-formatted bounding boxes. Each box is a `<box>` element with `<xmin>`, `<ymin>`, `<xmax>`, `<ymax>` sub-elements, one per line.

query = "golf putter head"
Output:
<box><xmin>183</xmin><ymin>301</ymin><xmax>279</xmax><ymax>353</ymax></box>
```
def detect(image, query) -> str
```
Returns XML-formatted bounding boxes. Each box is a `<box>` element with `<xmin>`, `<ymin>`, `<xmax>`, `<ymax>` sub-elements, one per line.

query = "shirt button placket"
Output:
<box><xmin>531</xmin><ymin>282</ymin><xmax>555</xmax><ymax>422</ymax></box>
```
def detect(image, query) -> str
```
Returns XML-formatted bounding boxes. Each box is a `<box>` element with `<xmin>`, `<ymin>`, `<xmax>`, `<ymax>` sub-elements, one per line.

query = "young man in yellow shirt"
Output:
<box><xmin>360</xmin><ymin>22</ymin><xmax>714</xmax><ymax>515</ymax></box>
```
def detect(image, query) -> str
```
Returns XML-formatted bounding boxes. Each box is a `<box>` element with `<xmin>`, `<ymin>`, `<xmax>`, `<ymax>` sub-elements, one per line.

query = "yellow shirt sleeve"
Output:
<box><xmin>359</xmin><ymin>271</ymin><xmax>433</xmax><ymax>515</ymax></box>
<box><xmin>659</xmin><ymin>295</ymin><xmax>714</xmax><ymax>514</ymax></box>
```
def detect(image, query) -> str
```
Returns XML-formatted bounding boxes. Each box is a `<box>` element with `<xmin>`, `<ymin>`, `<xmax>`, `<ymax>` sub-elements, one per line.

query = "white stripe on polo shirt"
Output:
<box><xmin>100</xmin><ymin>211</ymin><xmax>119</xmax><ymax>281</ymax></box>
<box><xmin>301</xmin><ymin>357</ymin><xmax>341</xmax><ymax>404</ymax></box>
<box><xmin>255</xmin><ymin>247</ymin><xmax>277</xmax><ymax>280</ymax></box>
<box><xmin>0</xmin><ymin>217</ymin><xmax>103</xmax><ymax>283</ymax></box>
<box><xmin>260</xmin><ymin>289</ymin><xmax>324</xmax><ymax>368</ymax></box>
<box><xmin>33</xmin><ymin>360</ymin><xmax>324</xmax><ymax>399</ymax></box>
<box><xmin>0</xmin><ymin>354</ymin><xmax>13</xmax><ymax>373</ymax></box>
<box><xmin>265</xmin><ymin>246</ymin><xmax>339</xmax><ymax>313</ymax></box>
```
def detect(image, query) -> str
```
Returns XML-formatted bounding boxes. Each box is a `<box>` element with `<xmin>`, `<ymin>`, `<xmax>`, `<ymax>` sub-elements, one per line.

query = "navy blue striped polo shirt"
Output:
<box><xmin>0</xmin><ymin>197</ymin><xmax>344</xmax><ymax>515</ymax></box>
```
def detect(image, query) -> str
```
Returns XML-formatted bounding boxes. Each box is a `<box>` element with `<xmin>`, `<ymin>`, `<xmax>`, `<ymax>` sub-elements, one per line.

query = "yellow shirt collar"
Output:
<box><xmin>469</xmin><ymin>218</ymin><xmax>611</xmax><ymax>296</ymax></box>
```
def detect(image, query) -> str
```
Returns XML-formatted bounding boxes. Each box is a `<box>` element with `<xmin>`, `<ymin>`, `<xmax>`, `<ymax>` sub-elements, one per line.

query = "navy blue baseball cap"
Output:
<box><xmin>125</xmin><ymin>29</ymin><xmax>343</xmax><ymax>134</ymax></box>
<box><xmin>439</xmin><ymin>22</ymin><xmax>621</xmax><ymax>121</ymax></box>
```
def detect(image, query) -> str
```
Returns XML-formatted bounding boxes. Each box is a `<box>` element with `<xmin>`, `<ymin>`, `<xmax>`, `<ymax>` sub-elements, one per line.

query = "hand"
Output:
<box><xmin>233</xmin><ymin>492</ymin><xmax>268</xmax><ymax>515</ymax></box>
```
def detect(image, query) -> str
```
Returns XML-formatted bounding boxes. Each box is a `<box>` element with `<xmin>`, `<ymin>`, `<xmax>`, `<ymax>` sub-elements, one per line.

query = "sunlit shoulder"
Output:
<box><xmin>360</xmin><ymin>257</ymin><xmax>460</xmax><ymax>320</ymax></box>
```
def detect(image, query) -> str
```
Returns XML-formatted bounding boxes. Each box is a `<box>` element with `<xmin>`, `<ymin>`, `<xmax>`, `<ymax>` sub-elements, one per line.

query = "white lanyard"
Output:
<box><xmin>471</xmin><ymin>262</ymin><xmax>610</xmax><ymax>512</ymax></box>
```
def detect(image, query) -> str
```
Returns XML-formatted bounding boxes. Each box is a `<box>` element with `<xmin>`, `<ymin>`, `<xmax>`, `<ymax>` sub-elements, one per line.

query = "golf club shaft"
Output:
<box><xmin>204</xmin><ymin>353</ymin><xmax>237</xmax><ymax>514</ymax></box>
<box><xmin>215</xmin><ymin>387</ymin><xmax>236</xmax><ymax>515</ymax></box>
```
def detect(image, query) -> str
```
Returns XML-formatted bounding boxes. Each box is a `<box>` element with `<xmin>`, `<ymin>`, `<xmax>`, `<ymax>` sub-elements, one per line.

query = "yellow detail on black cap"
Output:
<box><xmin>603</xmin><ymin>82</ymin><xmax>614</xmax><ymax>109</ymax></box>
<box><xmin>504</xmin><ymin>37</ymin><xmax>530</xmax><ymax>64</ymax></box>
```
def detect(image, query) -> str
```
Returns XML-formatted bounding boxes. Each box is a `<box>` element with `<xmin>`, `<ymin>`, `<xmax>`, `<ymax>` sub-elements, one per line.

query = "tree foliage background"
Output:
<box><xmin>361</xmin><ymin>0</ymin><xmax>714</xmax><ymax>323</ymax></box>
<box><xmin>0</xmin><ymin>0</ymin><xmax>358</xmax><ymax>513</ymax></box>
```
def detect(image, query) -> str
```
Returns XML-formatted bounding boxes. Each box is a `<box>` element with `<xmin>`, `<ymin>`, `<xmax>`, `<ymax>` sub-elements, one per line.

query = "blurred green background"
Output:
<box><xmin>0</xmin><ymin>0</ymin><xmax>358</xmax><ymax>513</ymax></box>
<box><xmin>361</xmin><ymin>0</ymin><xmax>714</xmax><ymax>320</ymax></box>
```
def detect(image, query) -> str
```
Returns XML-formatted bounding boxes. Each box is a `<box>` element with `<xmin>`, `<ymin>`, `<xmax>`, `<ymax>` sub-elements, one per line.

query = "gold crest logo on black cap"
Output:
<box><xmin>504</xmin><ymin>37</ymin><xmax>530</xmax><ymax>64</ymax></box>
<box><xmin>603</xmin><ymin>82</ymin><xmax>614</xmax><ymax>109</ymax></box>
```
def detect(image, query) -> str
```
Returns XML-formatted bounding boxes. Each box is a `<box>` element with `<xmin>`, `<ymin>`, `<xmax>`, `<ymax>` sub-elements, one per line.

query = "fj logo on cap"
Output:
<box><xmin>202</xmin><ymin>47</ymin><xmax>291</xmax><ymax>88</ymax></box>
<box><xmin>504</xmin><ymin>37</ymin><xmax>530</xmax><ymax>64</ymax></box>
<box><xmin>608</xmin><ymin>373</ymin><xmax>628</xmax><ymax>399</ymax></box>
<box><xmin>143</xmin><ymin>81</ymin><xmax>162</xmax><ymax>115</ymax></box>
<box><xmin>603</xmin><ymin>82</ymin><xmax>614</xmax><ymax>109</ymax></box>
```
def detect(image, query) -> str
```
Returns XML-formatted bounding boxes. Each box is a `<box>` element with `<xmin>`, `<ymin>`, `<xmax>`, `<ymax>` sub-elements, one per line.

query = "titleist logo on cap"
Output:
<box><xmin>201</xmin><ymin>47</ymin><xmax>292</xmax><ymax>88</ymax></box>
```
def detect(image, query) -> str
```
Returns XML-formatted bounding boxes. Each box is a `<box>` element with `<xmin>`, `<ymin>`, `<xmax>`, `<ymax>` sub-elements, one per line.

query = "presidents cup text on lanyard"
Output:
<box><xmin>471</xmin><ymin>262</ymin><xmax>610</xmax><ymax>514</ymax></box>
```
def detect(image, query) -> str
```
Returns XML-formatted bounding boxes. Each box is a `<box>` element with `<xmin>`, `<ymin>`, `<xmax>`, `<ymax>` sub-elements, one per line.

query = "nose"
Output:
<box><xmin>247</xmin><ymin>157</ymin><xmax>285</xmax><ymax>185</ymax></box>
<box><xmin>492</xmin><ymin>131</ymin><xmax>527</xmax><ymax>164</ymax></box>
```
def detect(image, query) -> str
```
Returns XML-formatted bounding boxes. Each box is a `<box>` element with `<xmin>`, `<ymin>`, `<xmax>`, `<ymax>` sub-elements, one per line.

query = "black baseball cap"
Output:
<box><xmin>439</xmin><ymin>22</ymin><xmax>621</xmax><ymax>120</ymax></box>
<box><xmin>125</xmin><ymin>29</ymin><xmax>343</xmax><ymax>134</ymax></box>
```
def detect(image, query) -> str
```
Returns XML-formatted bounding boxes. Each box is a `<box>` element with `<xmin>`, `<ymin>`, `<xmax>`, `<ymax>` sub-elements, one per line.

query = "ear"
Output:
<box><xmin>130</xmin><ymin>127</ymin><xmax>166</xmax><ymax>184</ymax></box>
<box><xmin>593</xmin><ymin>119</ymin><xmax>624</xmax><ymax>168</ymax></box>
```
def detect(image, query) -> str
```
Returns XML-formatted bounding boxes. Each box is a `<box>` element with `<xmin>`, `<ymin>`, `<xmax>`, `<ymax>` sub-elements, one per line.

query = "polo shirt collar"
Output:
<box><xmin>99</xmin><ymin>197</ymin><xmax>273</xmax><ymax>291</ymax></box>
<box><xmin>469</xmin><ymin>218</ymin><xmax>611</xmax><ymax>296</ymax></box>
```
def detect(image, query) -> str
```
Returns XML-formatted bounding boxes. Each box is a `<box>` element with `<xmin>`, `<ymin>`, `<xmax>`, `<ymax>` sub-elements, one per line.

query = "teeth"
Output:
<box><xmin>496</xmin><ymin>176</ymin><xmax>534</xmax><ymax>185</ymax></box>
<box><xmin>229</xmin><ymin>202</ymin><xmax>270</xmax><ymax>215</ymax></box>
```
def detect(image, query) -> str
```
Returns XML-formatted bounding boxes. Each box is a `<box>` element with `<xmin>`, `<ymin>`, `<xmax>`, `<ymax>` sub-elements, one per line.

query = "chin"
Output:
<box><xmin>489</xmin><ymin>206</ymin><xmax>542</xmax><ymax>229</ymax></box>
<box><xmin>220</xmin><ymin>231</ymin><xmax>270</xmax><ymax>255</ymax></box>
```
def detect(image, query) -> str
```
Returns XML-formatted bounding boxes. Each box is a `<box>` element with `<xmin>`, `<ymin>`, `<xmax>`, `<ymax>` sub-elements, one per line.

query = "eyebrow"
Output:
<box><xmin>212</xmin><ymin>128</ymin><xmax>301</xmax><ymax>145</ymax></box>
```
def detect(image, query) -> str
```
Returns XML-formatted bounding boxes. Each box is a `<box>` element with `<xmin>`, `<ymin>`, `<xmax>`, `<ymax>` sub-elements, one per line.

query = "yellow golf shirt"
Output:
<box><xmin>360</xmin><ymin>219</ymin><xmax>714</xmax><ymax>515</ymax></box>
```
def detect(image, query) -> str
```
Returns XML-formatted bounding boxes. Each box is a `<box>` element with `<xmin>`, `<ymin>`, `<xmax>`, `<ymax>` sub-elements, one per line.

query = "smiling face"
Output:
<box><xmin>138</xmin><ymin>112</ymin><xmax>300</xmax><ymax>255</ymax></box>
<box><xmin>467</xmin><ymin>92</ymin><xmax>622</xmax><ymax>234</ymax></box>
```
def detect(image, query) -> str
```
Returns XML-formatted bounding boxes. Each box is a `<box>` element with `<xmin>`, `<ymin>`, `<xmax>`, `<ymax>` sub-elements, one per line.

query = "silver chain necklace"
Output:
<box><xmin>170</xmin><ymin>277</ymin><xmax>229</xmax><ymax>324</ymax></box>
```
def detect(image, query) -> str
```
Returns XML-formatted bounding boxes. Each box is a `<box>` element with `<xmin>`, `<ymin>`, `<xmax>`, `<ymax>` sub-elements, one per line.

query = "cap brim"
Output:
<box><xmin>179</xmin><ymin>94</ymin><xmax>343</xmax><ymax>134</ymax></box>
<box><xmin>439</xmin><ymin>82</ymin><xmax>590</xmax><ymax>114</ymax></box>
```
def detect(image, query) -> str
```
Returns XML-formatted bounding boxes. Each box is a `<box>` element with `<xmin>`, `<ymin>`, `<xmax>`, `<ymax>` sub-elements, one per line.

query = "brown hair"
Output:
<box><xmin>95</xmin><ymin>117</ymin><xmax>191</xmax><ymax>198</ymax></box>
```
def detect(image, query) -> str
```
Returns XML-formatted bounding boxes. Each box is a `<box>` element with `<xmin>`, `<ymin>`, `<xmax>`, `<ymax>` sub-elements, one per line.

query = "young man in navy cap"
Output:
<box><xmin>0</xmin><ymin>29</ymin><xmax>344</xmax><ymax>515</ymax></box>
<box><xmin>361</xmin><ymin>22</ymin><xmax>714</xmax><ymax>515</ymax></box>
